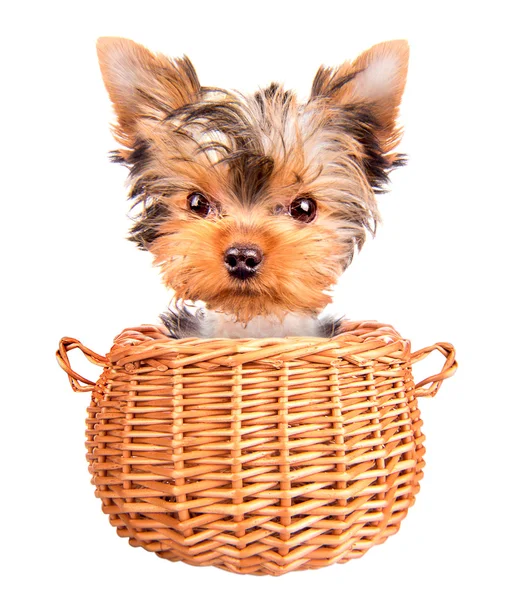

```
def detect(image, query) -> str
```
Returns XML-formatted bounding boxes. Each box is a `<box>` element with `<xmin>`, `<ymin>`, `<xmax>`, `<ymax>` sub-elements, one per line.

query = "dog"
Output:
<box><xmin>96</xmin><ymin>37</ymin><xmax>409</xmax><ymax>338</ymax></box>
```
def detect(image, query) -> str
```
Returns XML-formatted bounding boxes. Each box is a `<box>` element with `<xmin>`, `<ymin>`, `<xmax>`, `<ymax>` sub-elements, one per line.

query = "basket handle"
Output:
<box><xmin>56</xmin><ymin>338</ymin><xmax>108</xmax><ymax>393</ymax></box>
<box><xmin>411</xmin><ymin>342</ymin><xmax>457</xmax><ymax>398</ymax></box>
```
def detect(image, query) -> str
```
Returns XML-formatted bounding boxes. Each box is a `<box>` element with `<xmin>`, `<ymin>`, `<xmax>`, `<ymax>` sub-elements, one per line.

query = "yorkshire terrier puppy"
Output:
<box><xmin>96</xmin><ymin>38</ymin><xmax>409</xmax><ymax>338</ymax></box>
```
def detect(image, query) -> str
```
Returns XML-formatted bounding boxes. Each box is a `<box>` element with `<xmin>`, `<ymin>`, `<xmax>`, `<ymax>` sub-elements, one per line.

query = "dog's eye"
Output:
<box><xmin>289</xmin><ymin>197</ymin><xmax>317</xmax><ymax>223</ymax></box>
<box><xmin>188</xmin><ymin>192</ymin><xmax>211</xmax><ymax>217</ymax></box>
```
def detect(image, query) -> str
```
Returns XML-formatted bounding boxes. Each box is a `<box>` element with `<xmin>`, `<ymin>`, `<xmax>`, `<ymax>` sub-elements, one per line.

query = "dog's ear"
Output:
<box><xmin>96</xmin><ymin>37</ymin><xmax>200</xmax><ymax>148</ymax></box>
<box><xmin>311</xmin><ymin>40</ymin><xmax>409</xmax><ymax>154</ymax></box>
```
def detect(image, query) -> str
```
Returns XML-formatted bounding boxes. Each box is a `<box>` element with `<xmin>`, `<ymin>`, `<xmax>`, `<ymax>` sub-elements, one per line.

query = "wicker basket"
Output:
<box><xmin>57</xmin><ymin>321</ymin><xmax>456</xmax><ymax>576</ymax></box>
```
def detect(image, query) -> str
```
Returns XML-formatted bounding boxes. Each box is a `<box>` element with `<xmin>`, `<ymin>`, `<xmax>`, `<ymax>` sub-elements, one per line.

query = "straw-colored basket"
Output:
<box><xmin>57</xmin><ymin>321</ymin><xmax>456</xmax><ymax>576</ymax></box>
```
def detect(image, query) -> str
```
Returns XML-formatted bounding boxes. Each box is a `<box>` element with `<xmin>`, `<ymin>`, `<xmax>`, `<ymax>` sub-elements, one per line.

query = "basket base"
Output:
<box><xmin>109</xmin><ymin>493</ymin><xmax>418</xmax><ymax>576</ymax></box>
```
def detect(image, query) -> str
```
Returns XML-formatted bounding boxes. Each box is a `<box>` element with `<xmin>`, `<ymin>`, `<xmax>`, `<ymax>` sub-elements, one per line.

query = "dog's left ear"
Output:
<box><xmin>311</xmin><ymin>40</ymin><xmax>409</xmax><ymax>156</ymax></box>
<box><xmin>96</xmin><ymin>37</ymin><xmax>200</xmax><ymax>149</ymax></box>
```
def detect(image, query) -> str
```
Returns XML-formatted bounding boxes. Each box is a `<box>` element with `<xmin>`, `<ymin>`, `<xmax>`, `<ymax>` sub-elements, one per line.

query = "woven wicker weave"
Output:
<box><xmin>57</xmin><ymin>321</ymin><xmax>456</xmax><ymax>576</ymax></box>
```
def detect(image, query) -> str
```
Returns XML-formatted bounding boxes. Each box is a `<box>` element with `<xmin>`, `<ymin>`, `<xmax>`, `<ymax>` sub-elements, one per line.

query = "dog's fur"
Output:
<box><xmin>96</xmin><ymin>38</ymin><xmax>409</xmax><ymax>338</ymax></box>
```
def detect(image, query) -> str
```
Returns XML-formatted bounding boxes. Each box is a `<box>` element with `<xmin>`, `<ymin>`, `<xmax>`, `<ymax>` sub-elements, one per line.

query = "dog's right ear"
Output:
<box><xmin>311</xmin><ymin>40</ymin><xmax>409</xmax><ymax>157</ymax></box>
<box><xmin>96</xmin><ymin>37</ymin><xmax>200</xmax><ymax>148</ymax></box>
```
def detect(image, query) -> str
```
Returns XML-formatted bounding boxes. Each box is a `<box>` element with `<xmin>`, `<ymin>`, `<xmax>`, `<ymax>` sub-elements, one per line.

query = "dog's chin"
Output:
<box><xmin>174</xmin><ymin>281</ymin><xmax>331</xmax><ymax>325</ymax></box>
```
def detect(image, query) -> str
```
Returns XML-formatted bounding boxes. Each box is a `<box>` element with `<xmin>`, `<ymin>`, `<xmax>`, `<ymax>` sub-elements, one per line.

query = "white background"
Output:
<box><xmin>2</xmin><ymin>1</ymin><xmax>504</xmax><ymax>598</ymax></box>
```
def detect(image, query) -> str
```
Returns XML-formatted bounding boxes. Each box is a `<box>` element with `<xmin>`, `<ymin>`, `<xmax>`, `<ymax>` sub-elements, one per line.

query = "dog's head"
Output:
<box><xmin>97</xmin><ymin>37</ymin><xmax>409</xmax><ymax>322</ymax></box>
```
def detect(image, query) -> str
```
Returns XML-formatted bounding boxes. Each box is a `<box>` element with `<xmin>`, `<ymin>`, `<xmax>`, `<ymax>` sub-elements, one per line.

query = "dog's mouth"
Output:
<box><xmin>152</xmin><ymin>219</ymin><xmax>344</xmax><ymax>323</ymax></box>
<box><xmin>226</xmin><ymin>275</ymin><xmax>264</xmax><ymax>292</ymax></box>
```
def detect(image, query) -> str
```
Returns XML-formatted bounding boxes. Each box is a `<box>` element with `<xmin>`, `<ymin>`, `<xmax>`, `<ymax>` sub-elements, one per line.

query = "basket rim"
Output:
<box><xmin>108</xmin><ymin>320</ymin><xmax>411</xmax><ymax>369</ymax></box>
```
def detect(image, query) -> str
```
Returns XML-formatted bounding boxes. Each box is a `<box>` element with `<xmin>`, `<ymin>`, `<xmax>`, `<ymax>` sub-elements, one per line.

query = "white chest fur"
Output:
<box><xmin>204</xmin><ymin>311</ymin><xmax>321</xmax><ymax>338</ymax></box>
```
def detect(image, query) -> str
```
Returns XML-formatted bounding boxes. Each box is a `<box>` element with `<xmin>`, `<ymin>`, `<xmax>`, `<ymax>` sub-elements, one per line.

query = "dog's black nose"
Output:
<box><xmin>224</xmin><ymin>245</ymin><xmax>263</xmax><ymax>280</ymax></box>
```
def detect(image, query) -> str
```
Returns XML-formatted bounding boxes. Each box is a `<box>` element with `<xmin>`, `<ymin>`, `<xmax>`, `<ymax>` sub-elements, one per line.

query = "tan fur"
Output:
<box><xmin>150</xmin><ymin>212</ymin><xmax>345</xmax><ymax>322</ymax></box>
<box><xmin>142</xmin><ymin>106</ymin><xmax>374</xmax><ymax>323</ymax></box>
<box><xmin>96</xmin><ymin>37</ymin><xmax>200</xmax><ymax>149</ymax></box>
<box><xmin>312</xmin><ymin>40</ymin><xmax>409</xmax><ymax>155</ymax></box>
<box><xmin>97</xmin><ymin>38</ymin><xmax>409</xmax><ymax>325</ymax></box>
